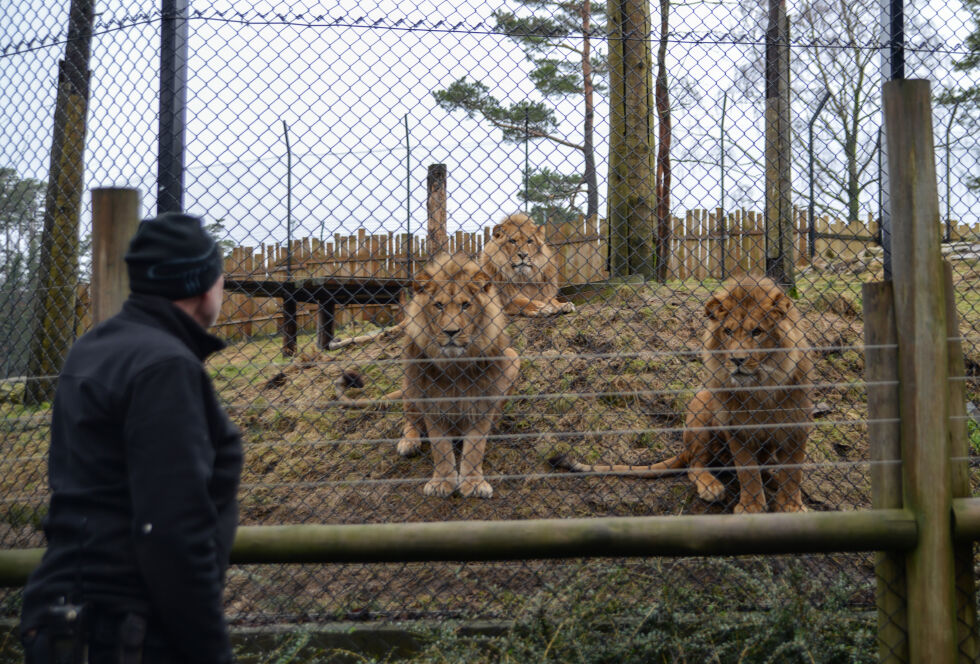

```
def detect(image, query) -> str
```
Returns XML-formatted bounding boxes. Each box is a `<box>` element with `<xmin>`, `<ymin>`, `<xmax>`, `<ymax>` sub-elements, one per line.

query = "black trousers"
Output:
<box><xmin>22</xmin><ymin>619</ymin><xmax>180</xmax><ymax>664</ymax></box>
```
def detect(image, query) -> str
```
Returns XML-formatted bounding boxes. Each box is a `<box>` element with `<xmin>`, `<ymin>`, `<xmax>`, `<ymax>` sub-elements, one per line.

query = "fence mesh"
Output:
<box><xmin>2</xmin><ymin>0</ymin><xmax>980</xmax><ymax>660</ymax></box>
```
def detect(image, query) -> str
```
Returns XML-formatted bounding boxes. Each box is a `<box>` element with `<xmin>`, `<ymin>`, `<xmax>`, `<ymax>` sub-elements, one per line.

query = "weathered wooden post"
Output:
<box><xmin>91</xmin><ymin>188</ymin><xmax>141</xmax><ymax>325</ymax></box>
<box><xmin>943</xmin><ymin>261</ymin><xmax>979</xmax><ymax>661</ymax></box>
<box><xmin>884</xmin><ymin>78</ymin><xmax>964</xmax><ymax>664</ymax></box>
<box><xmin>863</xmin><ymin>280</ymin><xmax>907</xmax><ymax>663</ymax></box>
<box><xmin>426</xmin><ymin>164</ymin><xmax>448</xmax><ymax>259</ymax></box>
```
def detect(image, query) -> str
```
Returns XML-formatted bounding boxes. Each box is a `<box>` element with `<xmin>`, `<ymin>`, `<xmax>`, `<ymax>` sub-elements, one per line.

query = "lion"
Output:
<box><xmin>395</xmin><ymin>252</ymin><xmax>520</xmax><ymax>498</ymax></box>
<box><xmin>552</xmin><ymin>275</ymin><xmax>813</xmax><ymax>514</ymax></box>
<box><xmin>480</xmin><ymin>212</ymin><xmax>575</xmax><ymax>317</ymax></box>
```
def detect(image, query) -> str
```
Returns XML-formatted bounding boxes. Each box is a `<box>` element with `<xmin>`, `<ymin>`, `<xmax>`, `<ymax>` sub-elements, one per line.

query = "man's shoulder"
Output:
<box><xmin>64</xmin><ymin>314</ymin><xmax>201</xmax><ymax>383</ymax></box>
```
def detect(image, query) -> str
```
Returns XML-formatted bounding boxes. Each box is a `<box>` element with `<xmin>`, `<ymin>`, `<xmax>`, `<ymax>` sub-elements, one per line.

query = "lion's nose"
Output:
<box><xmin>517</xmin><ymin>252</ymin><xmax>528</xmax><ymax>260</ymax></box>
<box><xmin>731</xmin><ymin>357</ymin><xmax>746</xmax><ymax>367</ymax></box>
<box><xmin>443</xmin><ymin>328</ymin><xmax>461</xmax><ymax>339</ymax></box>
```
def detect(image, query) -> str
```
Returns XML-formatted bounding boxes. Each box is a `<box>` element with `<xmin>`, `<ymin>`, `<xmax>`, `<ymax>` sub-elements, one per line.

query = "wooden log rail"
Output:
<box><xmin>0</xmin><ymin>508</ymin><xmax>920</xmax><ymax>586</ymax></box>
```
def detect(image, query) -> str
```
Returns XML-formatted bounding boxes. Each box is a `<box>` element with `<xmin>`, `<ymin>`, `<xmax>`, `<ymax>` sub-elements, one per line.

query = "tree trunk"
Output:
<box><xmin>582</xmin><ymin>0</ymin><xmax>599</xmax><ymax>224</ymax></box>
<box><xmin>24</xmin><ymin>0</ymin><xmax>95</xmax><ymax>405</ymax></box>
<box><xmin>606</xmin><ymin>0</ymin><xmax>656</xmax><ymax>278</ymax></box>
<box><xmin>654</xmin><ymin>0</ymin><xmax>672</xmax><ymax>283</ymax></box>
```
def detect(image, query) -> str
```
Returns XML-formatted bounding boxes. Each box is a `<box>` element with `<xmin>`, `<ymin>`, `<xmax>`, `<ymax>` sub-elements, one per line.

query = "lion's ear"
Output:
<box><xmin>491</xmin><ymin>223</ymin><xmax>505</xmax><ymax>240</ymax></box>
<box><xmin>412</xmin><ymin>266</ymin><xmax>434</xmax><ymax>294</ymax></box>
<box><xmin>534</xmin><ymin>225</ymin><xmax>546</xmax><ymax>245</ymax></box>
<box><xmin>469</xmin><ymin>269</ymin><xmax>494</xmax><ymax>294</ymax></box>
<box><xmin>705</xmin><ymin>294</ymin><xmax>725</xmax><ymax>321</ymax></box>
<box><xmin>767</xmin><ymin>290</ymin><xmax>793</xmax><ymax>320</ymax></box>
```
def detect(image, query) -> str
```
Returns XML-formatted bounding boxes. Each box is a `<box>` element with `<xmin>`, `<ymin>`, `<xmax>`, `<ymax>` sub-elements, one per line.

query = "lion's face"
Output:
<box><xmin>405</xmin><ymin>253</ymin><xmax>507</xmax><ymax>359</ymax></box>
<box><xmin>703</xmin><ymin>276</ymin><xmax>809</xmax><ymax>388</ymax></box>
<box><xmin>484</xmin><ymin>213</ymin><xmax>553</xmax><ymax>282</ymax></box>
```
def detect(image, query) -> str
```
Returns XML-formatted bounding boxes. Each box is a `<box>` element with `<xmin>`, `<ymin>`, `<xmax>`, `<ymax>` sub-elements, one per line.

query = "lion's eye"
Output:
<box><xmin>751</xmin><ymin>327</ymin><xmax>763</xmax><ymax>337</ymax></box>
<box><xmin>434</xmin><ymin>301</ymin><xmax>445</xmax><ymax>311</ymax></box>
<box><xmin>509</xmin><ymin>238</ymin><xmax>517</xmax><ymax>244</ymax></box>
<box><xmin>526</xmin><ymin>238</ymin><xmax>533</xmax><ymax>244</ymax></box>
<box><xmin>723</xmin><ymin>327</ymin><xmax>735</xmax><ymax>337</ymax></box>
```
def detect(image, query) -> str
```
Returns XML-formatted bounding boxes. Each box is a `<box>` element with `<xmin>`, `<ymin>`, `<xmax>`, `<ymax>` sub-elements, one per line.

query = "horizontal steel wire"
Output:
<box><xmin>238</xmin><ymin>418</ymin><xmax>890</xmax><ymax>451</ymax></box>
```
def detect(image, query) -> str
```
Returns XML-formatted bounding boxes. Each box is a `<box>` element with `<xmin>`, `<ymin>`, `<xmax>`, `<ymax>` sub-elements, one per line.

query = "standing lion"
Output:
<box><xmin>397</xmin><ymin>252</ymin><xmax>520</xmax><ymax>498</ymax></box>
<box><xmin>553</xmin><ymin>275</ymin><xmax>813</xmax><ymax>514</ymax></box>
<box><xmin>480</xmin><ymin>212</ymin><xmax>575</xmax><ymax>317</ymax></box>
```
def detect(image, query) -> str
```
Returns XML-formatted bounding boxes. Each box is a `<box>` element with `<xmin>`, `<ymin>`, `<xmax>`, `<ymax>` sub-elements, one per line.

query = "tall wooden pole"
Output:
<box><xmin>426</xmin><ymin>164</ymin><xmax>448</xmax><ymax>259</ymax></box>
<box><xmin>764</xmin><ymin>1</ymin><xmax>794</xmax><ymax>288</ymax></box>
<box><xmin>24</xmin><ymin>0</ymin><xmax>96</xmax><ymax>405</ymax></box>
<box><xmin>943</xmin><ymin>261</ymin><xmax>979</xmax><ymax>661</ymax></box>
<box><xmin>884</xmin><ymin>78</ymin><xmax>956</xmax><ymax>664</ymax></box>
<box><xmin>91</xmin><ymin>188</ymin><xmax>140</xmax><ymax>325</ymax></box>
<box><xmin>863</xmin><ymin>281</ymin><xmax>907</xmax><ymax>663</ymax></box>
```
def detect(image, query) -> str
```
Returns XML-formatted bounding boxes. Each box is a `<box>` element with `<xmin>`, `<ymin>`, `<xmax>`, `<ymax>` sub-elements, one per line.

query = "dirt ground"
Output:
<box><xmin>5</xmin><ymin>260</ymin><xmax>980</xmax><ymax>624</ymax></box>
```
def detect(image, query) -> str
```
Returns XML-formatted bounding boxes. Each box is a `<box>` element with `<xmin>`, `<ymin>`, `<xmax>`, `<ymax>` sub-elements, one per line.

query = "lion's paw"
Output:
<box><xmin>423</xmin><ymin>478</ymin><xmax>456</xmax><ymax>497</ymax></box>
<box><xmin>557</xmin><ymin>301</ymin><xmax>576</xmax><ymax>314</ymax></box>
<box><xmin>733</xmin><ymin>502</ymin><xmax>766</xmax><ymax>515</ymax></box>
<box><xmin>696</xmin><ymin>479</ymin><xmax>726</xmax><ymax>503</ymax></box>
<box><xmin>773</xmin><ymin>501</ymin><xmax>809</xmax><ymax>513</ymax></box>
<box><xmin>458</xmin><ymin>478</ymin><xmax>493</xmax><ymax>499</ymax></box>
<box><xmin>397</xmin><ymin>437</ymin><xmax>422</xmax><ymax>457</ymax></box>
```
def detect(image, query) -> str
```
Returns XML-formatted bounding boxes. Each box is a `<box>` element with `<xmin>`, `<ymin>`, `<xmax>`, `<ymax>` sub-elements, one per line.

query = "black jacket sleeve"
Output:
<box><xmin>123</xmin><ymin>358</ymin><xmax>233</xmax><ymax>664</ymax></box>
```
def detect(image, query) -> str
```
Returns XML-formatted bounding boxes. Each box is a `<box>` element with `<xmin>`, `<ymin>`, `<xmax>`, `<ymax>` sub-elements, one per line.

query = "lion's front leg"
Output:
<box><xmin>728</xmin><ymin>436</ymin><xmax>766</xmax><ymax>514</ymax></box>
<box><xmin>422</xmin><ymin>419</ymin><xmax>457</xmax><ymax>497</ymax></box>
<box><xmin>684</xmin><ymin>390</ymin><xmax>726</xmax><ymax>503</ymax></box>
<box><xmin>396</xmin><ymin>395</ymin><xmax>424</xmax><ymax>457</ymax></box>
<box><xmin>458</xmin><ymin>418</ymin><xmax>494</xmax><ymax>498</ymax></box>
<box><xmin>506</xmin><ymin>295</ymin><xmax>555</xmax><ymax>317</ymax></box>
<box><xmin>549</xmin><ymin>298</ymin><xmax>576</xmax><ymax>314</ymax></box>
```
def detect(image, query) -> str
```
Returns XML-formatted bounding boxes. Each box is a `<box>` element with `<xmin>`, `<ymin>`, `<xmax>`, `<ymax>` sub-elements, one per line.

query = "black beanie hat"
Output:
<box><xmin>125</xmin><ymin>212</ymin><xmax>224</xmax><ymax>300</ymax></box>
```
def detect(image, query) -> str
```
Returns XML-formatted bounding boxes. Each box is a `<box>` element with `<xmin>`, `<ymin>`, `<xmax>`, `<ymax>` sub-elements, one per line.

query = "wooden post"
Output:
<box><xmin>317</xmin><ymin>300</ymin><xmax>336</xmax><ymax>350</ymax></box>
<box><xmin>884</xmin><ymin>78</ymin><xmax>956</xmax><ymax>664</ymax></box>
<box><xmin>426</xmin><ymin>164</ymin><xmax>448</xmax><ymax>259</ymax></box>
<box><xmin>90</xmin><ymin>188</ymin><xmax>140</xmax><ymax>325</ymax></box>
<box><xmin>863</xmin><ymin>281</ymin><xmax>908</xmax><ymax>663</ymax></box>
<box><xmin>282</xmin><ymin>286</ymin><xmax>297</xmax><ymax>358</ymax></box>
<box><xmin>943</xmin><ymin>262</ymin><xmax>979</xmax><ymax>661</ymax></box>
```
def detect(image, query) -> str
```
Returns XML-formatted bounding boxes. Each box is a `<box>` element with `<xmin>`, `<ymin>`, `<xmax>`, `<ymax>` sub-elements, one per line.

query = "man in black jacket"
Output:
<box><xmin>20</xmin><ymin>212</ymin><xmax>243</xmax><ymax>664</ymax></box>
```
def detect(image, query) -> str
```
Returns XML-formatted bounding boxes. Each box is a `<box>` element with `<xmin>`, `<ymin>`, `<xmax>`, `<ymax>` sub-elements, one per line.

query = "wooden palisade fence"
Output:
<box><xmin>8</xmin><ymin>80</ymin><xmax>979</xmax><ymax>661</ymax></box>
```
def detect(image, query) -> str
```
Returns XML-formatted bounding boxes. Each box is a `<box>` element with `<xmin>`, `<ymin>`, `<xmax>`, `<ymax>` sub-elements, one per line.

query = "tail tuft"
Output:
<box><xmin>548</xmin><ymin>454</ymin><xmax>577</xmax><ymax>472</ymax></box>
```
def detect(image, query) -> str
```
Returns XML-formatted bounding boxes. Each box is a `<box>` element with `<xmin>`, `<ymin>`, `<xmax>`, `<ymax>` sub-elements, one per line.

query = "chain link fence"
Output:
<box><xmin>2</xmin><ymin>0</ymin><xmax>979</xmax><ymax>660</ymax></box>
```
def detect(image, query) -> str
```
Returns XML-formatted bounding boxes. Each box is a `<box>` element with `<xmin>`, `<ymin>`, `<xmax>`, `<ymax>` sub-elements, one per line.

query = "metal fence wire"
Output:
<box><xmin>2</xmin><ymin>0</ymin><xmax>980</xmax><ymax>659</ymax></box>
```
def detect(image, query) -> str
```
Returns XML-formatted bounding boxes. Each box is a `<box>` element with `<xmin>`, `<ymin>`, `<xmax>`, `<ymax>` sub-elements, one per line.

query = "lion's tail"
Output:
<box><xmin>328</xmin><ymin>320</ymin><xmax>406</xmax><ymax>351</ymax></box>
<box><xmin>548</xmin><ymin>449</ymin><xmax>691</xmax><ymax>478</ymax></box>
<box><xmin>334</xmin><ymin>370</ymin><xmax>403</xmax><ymax>409</ymax></box>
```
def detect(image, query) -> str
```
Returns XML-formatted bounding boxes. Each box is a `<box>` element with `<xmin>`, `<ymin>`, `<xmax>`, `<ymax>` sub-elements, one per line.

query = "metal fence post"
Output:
<box><xmin>158</xmin><ymin>0</ymin><xmax>189</xmax><ymax>214</ymax></box>
<box><xmin>91</xmin><ymin>188</ymin><xmax>141</xmax><ymax>325</ymax></box>
<box><xmin>884</xmin><ymin>78</ymin><xmax>956</xmax><ymax>664</ymax></box>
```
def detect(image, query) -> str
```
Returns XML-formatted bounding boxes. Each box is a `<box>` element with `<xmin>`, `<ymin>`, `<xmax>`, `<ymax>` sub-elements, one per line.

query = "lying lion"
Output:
<box><xmin>396</xmin><ymin>252</ymin><xmax>520</xmax><ymax>498</ymax></box>
<box><xmin>552</xmin><ymin>275</ymin><xmax>813</xmax><ymax>514</ymax></box>
<box><xmin>480</xmin><ymin>212</ymin><xmax>576</xmax><ymax>317</ymax></box>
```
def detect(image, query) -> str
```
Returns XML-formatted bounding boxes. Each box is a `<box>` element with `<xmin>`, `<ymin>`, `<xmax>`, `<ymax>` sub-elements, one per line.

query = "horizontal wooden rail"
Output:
<box><xmin>0</xmin><ymin>509</ymin><xmax>916</xmax><ymax>587</ymax></box>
